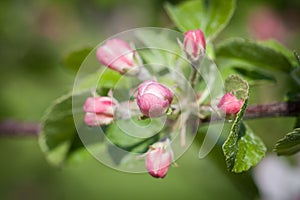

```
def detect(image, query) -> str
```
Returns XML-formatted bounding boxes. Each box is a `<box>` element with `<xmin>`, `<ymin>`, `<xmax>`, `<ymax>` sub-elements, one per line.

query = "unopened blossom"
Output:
<box><xmin>137</xmin><ymin>80</ymin><xmax>173</xmax><ymax>118</ymax></box>
<box><xmin>183</xmin><ymin>29</ymin><xmax>206</xmax><ymax>64</ymax></box>
<box><xmin>217</xmin><ymin>92</ymin><xmax>243</xmax><ymax>115</ymax></box>
<box><xmin>83</xmin><ymin>96</ymin><xmax>117</xmax><ymax>126</ymax></box>
<box><xmin>146</xmin><ymin>140</ymin><xmax>173</xmax><ymax>178</ymax></box>
<box><xmin>96</xmin><ymin>38</ymin><xmax>141</xmax><ymax>75</ymax></box>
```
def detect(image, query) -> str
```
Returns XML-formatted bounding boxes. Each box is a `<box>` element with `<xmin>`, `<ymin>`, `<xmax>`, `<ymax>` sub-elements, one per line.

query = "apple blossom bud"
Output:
<box><xmin>146</xmin><ymin>140</ymin><xmax>173</xmax><ymax>178</ymax></box>
<box><xmin>217</xmin><ymin>92</ymin><xmax>244</xmax><ymax>115</ymax></box>
<box><xmin>83</xmin><ymin>96</ymin><xmax>117</xmax><ymax>126</ymax></box>
<box><xmin>96</xmin><ymin>38</ymin><xmax>140</xmax><ymax>75</ymax></box>
<box><xmin>84</xmin><ymin>112</ymin><xmax>114</xmax><ymax>127</ymax></box>
<box><xmin>183</xmin><ymin>29</ymin><xmax>206</xmax><ymax>64</ymax></box>
<box><xmin>137</xmin><ymin>80</ymin><xmax>173</xmax><ymax>118</ymax></box>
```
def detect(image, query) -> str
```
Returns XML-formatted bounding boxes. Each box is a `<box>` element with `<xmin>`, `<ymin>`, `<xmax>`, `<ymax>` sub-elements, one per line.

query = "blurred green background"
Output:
<box><xmin>0</xmin><ymin>0</ymin><xmax>299</xmax><ymax>199</ymax></box>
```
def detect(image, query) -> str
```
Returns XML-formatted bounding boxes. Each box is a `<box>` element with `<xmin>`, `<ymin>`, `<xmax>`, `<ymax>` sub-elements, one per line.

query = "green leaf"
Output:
<box><xmin>225</xmin><ymin>74</ymin><xmax>249</xmax><ymax>99</ymax></box>
<box><xmin>75</xmin><ymin>68</ymin><xmax>130</xmax><ymax>92</ymax></box>
<box><xmin>222</xmin><ymin>99</ymin><xmax>247</xmax><ymax>170</ymax></box>
<box><xmin>222</xmin><ymin>76</ymin><xmax>267</xmax><ymax>172</ymax></box>
<box><xmin>232</xmin><ymin>66</ymin><xmax>276</xmax><ymax>83</ymax></box>
<box><xmin>63</xmin><ymin>47</ymin><xmax>92</xmax><ymax>72</ymax></box>
<box><xmin>222</xmin><ymin>109</ymin><xmax>267</xmax><ymax>172</ymax></box>
<box><xmin>105</xmin><ymin>118</ymin><xmax>161</xmax><ymax>153</ymax></box>
<box><xmin>260</xmin><ymin>40</ymin><xmax>298</xmax><ymax>67</ymax></box>
<box><xmin>39</xmin><ymin>92</ymin><xmax>81</xmax><ymax>166</ymax></box>
<box><xmin>164</xmin><ymin>0</ymin><xmax>236</xmax><ymax>40</ymax></box>
<box><xmin>38</xmin><ymin>91</ymin><xmax>105</xmax><ymax>166</ymax></box>
<box><xmin>135</xmin><ymin>29</ymin><xmax>181</xmax><ymax>72</ymax></box>
<box><xmin>216</xmin><ymin>38</ymin><xmax>293</xmax><ymax>73</ymax></box>
<box><xmin>274</xmin><ymin>128</ymin><xmax>300</xmax><ymax>156</ymax></box>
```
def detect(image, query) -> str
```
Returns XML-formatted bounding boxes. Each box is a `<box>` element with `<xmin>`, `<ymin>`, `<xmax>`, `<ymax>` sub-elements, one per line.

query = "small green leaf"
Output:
<box><xmin>222</xmin><ymin>99</ymin><xmax>247</xmax><ymax>170</ymax></box>
<box><xmin>222</xmin><ymin>102</ymin><xmax>267</xmax><ymax>172</ymax></box>
<box><xmin>105</xmin><ymin>118</ymin><xmax>161</xmax><ymax>153</ymax></box>
<box><xmin>135</xmin><ymin>29</ymin><xmax>181</xmax><ymax>72</ymax></box>
<box><xmin>63</xmin><ymin>47</ymin><xmax>92</xmax><ymax>72</ymax></box>
<box><xmin>232</xmin><ymin>66</ymin><xmax>276</xmax><ymax>83</ymax></box>
<box><xmin>232</xmin><ymin>123</ymin><xmax>266</xmax><ymax>173</ymax></box>
<box><xmin>164</xmin><ymin>0</ymin><xmax>236</xmax><ymax>40</ymax></box>
<box><xmin>216</xmin><ymin>38</ymin><xmax>293</xmax><ymax>73</ymax></box>
<box><xmin>38</xmin><ymin>90</ymin><xmax>105</xmax><ymax>166</ymax></box>
<box><xmin>260</xmin><ymin>40</ymin><xmax>298</xmax><ymax>67</ymax></box>
<box><xmin>222</xmin><ymin>76</ymin><xmax>267</xmax><ymax>172</ymax></box>
<box><xmin>274</xmin><ymin>128</ymin><xmax>300</xmax><ymax>156</ymax></box>
<box><xmin>225</xmin><ymin>74</ymin><xmax>249</xmax><ymax>100</ymax></box>
<box><xmin>75</xmin><ymin>68</ymin><xmax>130</xmax><ymax>92</ymax></box>
<box><xmin>98</xmin><ymin>69</ymin><xmax>126</xmax><ymax>89</ymax></box>
<box><xmin>39</xmin><ymin>92</ymin><xmax>82</xmax><ymax>166</ymax></box>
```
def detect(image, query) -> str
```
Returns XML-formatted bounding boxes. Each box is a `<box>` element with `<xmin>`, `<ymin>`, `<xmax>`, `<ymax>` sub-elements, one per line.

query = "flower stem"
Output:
<box><xmin>189</xmin><ymin>67</ymin><xmax>199</xmax><ymax>89</ymax></box>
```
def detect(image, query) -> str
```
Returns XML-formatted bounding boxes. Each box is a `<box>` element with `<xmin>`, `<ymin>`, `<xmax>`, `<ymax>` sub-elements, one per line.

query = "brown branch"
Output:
<box><xmin>201</xmin><ymin>100</ymin><xmax>300</xmax><ymax>123</ymax></box>
<box><xmin>0</xmin><ymin>120</ymin><xmax>41</xmax><ymax>137</ymax></box>
<box><xmin>244</xmin><ymin>101</ymin><xmax>300</xmax><ymax>119</ymax></box>
<box><xmin>0</xmin><ymin>101</ymin><xmax>300</xmax><ymax>137</ymax></box>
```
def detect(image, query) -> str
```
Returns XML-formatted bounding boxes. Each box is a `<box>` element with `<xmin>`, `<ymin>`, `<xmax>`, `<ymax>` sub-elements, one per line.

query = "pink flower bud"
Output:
<box><xmin>146</xmin><ymin>140</ymin><xmax>173</xmax><ymax>178</ymax></box>
<box><xmin>217</xmin><ymin>93</ymin><xmax>244</xmax><ymax>115</ymax></box>
<box><xmin>137</xmin><ymin>80</ymin><xmax>173</xmax><ymax>118</ymax></box>
<box><xmin>83</xmin><ymin>96</ymin><xmax>117</xmax><ymax>126</ymax></box>
<box><xmin>184</xmin><ymin>29</ymin><xmax>206</xmax><ymax>63</ymax></box>
<box><xmin>84</xmin><ymin>112</ymin><xmax>114</xmax><ymax>127</ymax></box>
<box><xmin>96</xmin><ymin>38</ymin><xmax>140</xmax><ymax>75</ymax></box>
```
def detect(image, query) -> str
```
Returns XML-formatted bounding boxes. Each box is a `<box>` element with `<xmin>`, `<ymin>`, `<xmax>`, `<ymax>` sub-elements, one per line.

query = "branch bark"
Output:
<box><xmin>0</xmin><ymin>120</ymin><xmax>41</xmax><ymax>137</ymax></box>
<box><xmin>0</xmin><ymin>101</ymin><xmax>300</xmax><ymax>137</ymax></box>
<box><xmin>201</xmin><ymin>100</ymin><xmax>300</xmax><ymax>123</ymax></box>
<box><xmin>244</xmin><ymin>101</ymin><xmax>300</xmax><ymax>119</ymax></box>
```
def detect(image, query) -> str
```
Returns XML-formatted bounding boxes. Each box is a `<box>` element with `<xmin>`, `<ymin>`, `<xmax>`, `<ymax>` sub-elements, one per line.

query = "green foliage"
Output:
<box><xmin>224</xmin><ymin>74</ymin><xmax>249</xmax><ymax>99</ymax></box>
<box><xmin>222</xmin><ymin>75</ymin><xmax>266</xmax><ymax>172</ymax></box>
<box><xmin>274</xmin><ymin>128</ymin><xmax>300</xmax><ymax>156</ymax></box>
<box><xmin>291</xmin><ymin>67</ymin><xmax>300</xmax><ymax>86</ymax></box>
<box><xmin>63</xmin><ymin>48</ymin><xmax>92</xmax><ymax>72</ymax></box>
<box><xmin>135</xmin><ymin>29</ymin><xmax>182</xmax><ymax>76</ymax></box>
<box><xmin>164</xmin><ymin>0</ymin><xmax>236</xmax><ymax>40</ymax></box>
<box><xmin>260</xmin><ymin>40</ymin><xmax>298</xmax><ymax>67</ymax></box>
<box><xmin>105</xmin><ymin>118</ymin><xmax>161</xmax><ymax>153</ymax></box>
<box><xmin>222</xmin><ymin>103</ymin><xmax>267</xmax><ymax>173</ymax></box>
<box><xmin>232</xmin><ymin>66</ymin><xmax>276</xmax><ymax>83</ymax></box>
<box><xmin>216</xmin><ymin>38</ymin><xmax>294</xmax><ymax>73</ymax></box>
<box><xmin>38</xmin><ymin>92</ymin><xmax>85</xmax><ymax>166</ymax></box>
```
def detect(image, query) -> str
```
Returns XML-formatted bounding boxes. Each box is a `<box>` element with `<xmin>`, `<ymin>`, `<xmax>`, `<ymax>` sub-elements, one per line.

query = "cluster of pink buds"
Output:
<box><xmin>82</xmin><ymin>30</ymin><xmax>214</xmax><ymax>178</ymax></box>
<box><xmin>96</xmin><ymin>38</ymin><xmax>141</xmax><ymax>75</ymax></box>
<box><xmin>83</xmin><ymin>96</ymin><xmax>117</xmax><ymax>126</ymax></box>
<box><xmin>217</xmin><ymin>92</ymin><xmax>244</xmax><ymax>115</ymax></box>
<box><xmin>183</xmin><ymin>29</ymin><xmax>206</xmax><ymax>65</ymax></box>
<box><xmin>145</xmin><ymin>139</ymin><xmax>173</xmax><ymax>178</ymax></box>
